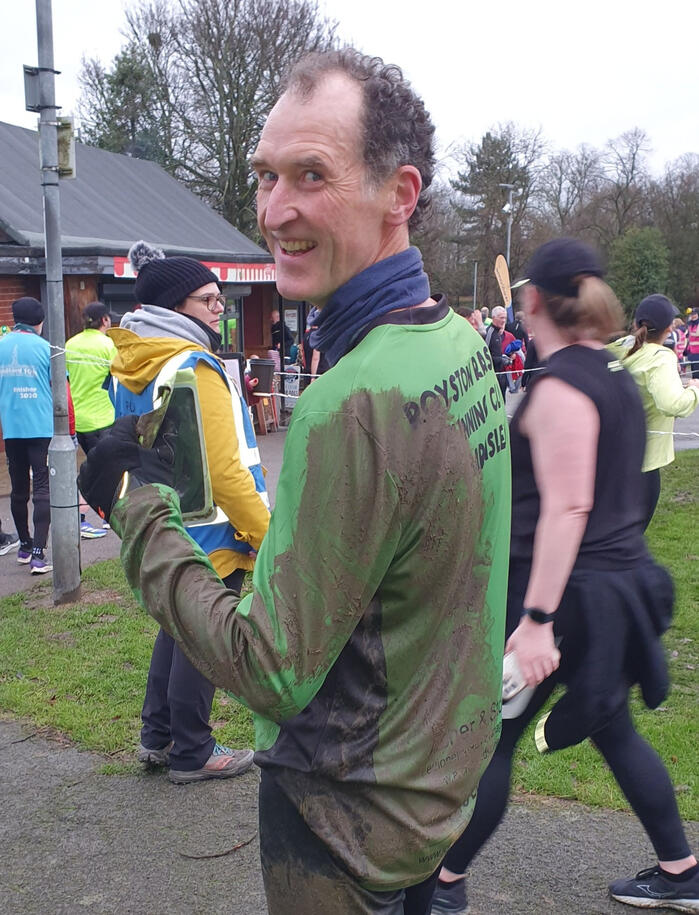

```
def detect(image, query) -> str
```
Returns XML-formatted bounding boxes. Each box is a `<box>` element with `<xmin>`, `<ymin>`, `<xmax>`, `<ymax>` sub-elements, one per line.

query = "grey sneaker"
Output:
<box><xmin>0</xmin><ymin>533</ymin><xmax>20</xmax><ymax>556</ymax></box>
<box><xmin>137</xmin><ymin>741</ymin><xmax>174</xmax><ymax>768</ymax></box>
<box><xmin>169</xmin><ymin>743</ymin><xmax>254</xmax><ymax>785</ymax></box>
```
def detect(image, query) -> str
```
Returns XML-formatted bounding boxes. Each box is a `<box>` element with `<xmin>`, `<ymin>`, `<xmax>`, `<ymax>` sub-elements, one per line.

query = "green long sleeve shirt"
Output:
<box><xmin>112</xmin><ymin>305</ymin><xmax>511</xmax><ymax>890</ymax></box>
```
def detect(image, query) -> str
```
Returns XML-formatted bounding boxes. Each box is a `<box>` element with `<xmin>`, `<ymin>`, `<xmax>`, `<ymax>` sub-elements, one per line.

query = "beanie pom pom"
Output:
<box><xmin>128</xmin><ymin>240</ymin><xmax>165</xmax><ymax>272</ymax></box>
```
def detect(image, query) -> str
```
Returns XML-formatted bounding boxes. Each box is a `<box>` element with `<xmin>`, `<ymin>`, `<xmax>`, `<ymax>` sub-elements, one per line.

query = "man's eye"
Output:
<box><xmin>302</xmin><ymin>171</ymin><xmax>322</xmax><ymax>183</ymax></box>
<box><xmin>259</xmin><ymin>171</ymin><xmax>277</xmax><ymax>183</ymax></box>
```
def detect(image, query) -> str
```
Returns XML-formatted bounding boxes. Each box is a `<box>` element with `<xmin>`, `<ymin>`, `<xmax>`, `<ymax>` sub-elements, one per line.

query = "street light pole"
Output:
<box><xmin>473</xmin><ymin>261</ymin><xmax>478</xmax><ymax>311</ymax></box>
<box><xmin>35</xmin><ymin>0</ymin><xmax>81</xmax><ymax>603</ymax></box>
<box><xmin>499</xmin><ymin>183</ymin><xmax>516</xmax><ymax>267</ymax></box>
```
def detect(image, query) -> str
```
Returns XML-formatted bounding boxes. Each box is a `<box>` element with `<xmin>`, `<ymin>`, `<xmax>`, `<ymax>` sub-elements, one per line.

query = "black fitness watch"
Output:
<box><xmin>522</xmin><ymin>607</ymin><xmax>556</xmax><ymax>624</ymax></box>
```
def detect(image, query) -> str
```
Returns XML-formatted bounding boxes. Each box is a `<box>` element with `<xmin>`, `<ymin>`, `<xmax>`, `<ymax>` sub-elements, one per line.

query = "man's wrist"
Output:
<box><xmin>522</xmin><ymin>606</ymin><xmax>556</xmax><ymax>624</ymax></box>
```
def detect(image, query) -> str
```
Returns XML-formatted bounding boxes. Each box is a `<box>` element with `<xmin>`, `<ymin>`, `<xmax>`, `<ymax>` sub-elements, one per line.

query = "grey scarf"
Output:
<box><xmin>119</xmin><ymin>304</ymin><xmax>211</xmax><ymax>349</ymax></box>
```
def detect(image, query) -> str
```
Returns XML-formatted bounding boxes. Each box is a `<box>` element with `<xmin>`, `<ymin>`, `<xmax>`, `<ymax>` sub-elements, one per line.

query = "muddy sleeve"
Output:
<box><xmin>111</xmin><ymin>411</ymin><xmax>401</xmax><ymax>721</ymax></box>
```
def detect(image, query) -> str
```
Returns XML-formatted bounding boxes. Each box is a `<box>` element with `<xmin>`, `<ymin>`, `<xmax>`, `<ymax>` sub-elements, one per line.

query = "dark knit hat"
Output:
<box><xmin>635</xmin><ymin>294</ymin><xmax>679</xmax><ymax>333</ymax></box>
<box><xmin>513</xmin><ymin>238</ymin><xmax>604</xmax><ymax>298</ymax></box>
<box><xmin>12</xmin><ymin>296</ymin><xmax>45</xmax><ymax>326</ymax></box>
<box><xmin>129</xmin><ymin>241</ymin><xmax>219</xmax><ymax>310</ymax></box>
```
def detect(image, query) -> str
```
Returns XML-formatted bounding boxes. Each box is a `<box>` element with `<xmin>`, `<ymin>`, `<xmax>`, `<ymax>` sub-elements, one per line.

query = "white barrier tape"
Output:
<box><xmin>48</xmin><ymin>341</ymin><xmax>699</xmax><ymax>377</ymax></box>
<box><xmin>258</xmin><ymin>390</ymin><xmax>699</xmax><ymax>434</ymax></box>
<box><xmin>276</xmin><ymin>365</ymin><xmax>552</xmax><ymax>381</ymax></box>
<box><xmin>648</xmin><ymin>430</ymin><xmax>699</xmax><ymax>437</ymax></box>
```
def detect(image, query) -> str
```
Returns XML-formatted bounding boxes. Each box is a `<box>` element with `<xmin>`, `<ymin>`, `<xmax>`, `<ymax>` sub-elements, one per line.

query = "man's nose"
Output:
<box><xmin>262</xmin><ymin>180</ymin><xmax>297</xmax><ymax>231</ymax></box>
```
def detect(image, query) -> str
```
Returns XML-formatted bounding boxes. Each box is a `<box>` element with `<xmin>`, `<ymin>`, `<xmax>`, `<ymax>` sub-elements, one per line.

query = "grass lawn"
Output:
<box><xmin>0</xmin><ymin>561</ymin><xmax>255</xmax><ymax>774</ymax></box>
<box><xmin>0</xmin><ymin>453</ymin><xmax>696</xmax><ymax>815</ymax></box>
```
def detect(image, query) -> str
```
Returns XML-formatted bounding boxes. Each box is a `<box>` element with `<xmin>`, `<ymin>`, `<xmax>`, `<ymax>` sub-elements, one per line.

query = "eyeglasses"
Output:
<box><xmin>186</xmin><ymin>293</ymin><xmax>226</xmax><ymax>312</ymax></box>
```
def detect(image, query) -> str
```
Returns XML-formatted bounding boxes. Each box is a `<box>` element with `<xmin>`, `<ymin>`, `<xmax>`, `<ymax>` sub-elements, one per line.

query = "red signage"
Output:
<box><xmin>113</xmin><ymin>256</ymin><xmax>276</xmax><ymax>284</ymax></box>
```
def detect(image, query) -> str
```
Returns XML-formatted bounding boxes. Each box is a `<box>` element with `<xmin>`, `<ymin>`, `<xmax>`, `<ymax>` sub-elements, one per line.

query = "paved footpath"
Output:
<box><xmin>1</xmin><ymin>422</ymin><xmax>697</xmax><ymax>914</ymax></box>
<box><xmin>1</xmin><ymin>718</ymin><xmax>697</xmax><ymax>915</ymax></box>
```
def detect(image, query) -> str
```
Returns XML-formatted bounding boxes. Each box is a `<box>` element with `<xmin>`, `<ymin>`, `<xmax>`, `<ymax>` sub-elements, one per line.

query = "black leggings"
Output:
<box><xmin>642</xmin><ymin>468</ymin><xmax>662</xmax><ymax>531</ymax></box>
<box><xmin>5</xmin><ymin>437</ymin><xmax>51</xmax><ymax>551</ymax></box>
<box><xmin>443</xmin><ymin>563</ymin><xmax>691</xmax><ymax>875</ymax></box>
<box><xmin>443</xmin><ymin>685</ymin><xmax>690</xmax><ymax>874</ymax></box>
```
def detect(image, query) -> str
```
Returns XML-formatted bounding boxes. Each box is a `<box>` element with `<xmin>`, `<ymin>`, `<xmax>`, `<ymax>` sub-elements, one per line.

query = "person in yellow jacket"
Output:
<box><xmin>109</xmin><ymin>241</ymin><xmax>271</xmax><ymax>784</ymax></box>
<box><xmin>608</xmin><ymin>294</ymin><xmax>699</xmax><ymax>527</ymax></box>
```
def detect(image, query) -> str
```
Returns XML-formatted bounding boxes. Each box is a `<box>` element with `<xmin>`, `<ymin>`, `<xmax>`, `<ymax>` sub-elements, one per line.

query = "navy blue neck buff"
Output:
<box><xmin>308</xmin><ymin>247</ymin><xmax>430</xmax><ymax>367</ymax></box>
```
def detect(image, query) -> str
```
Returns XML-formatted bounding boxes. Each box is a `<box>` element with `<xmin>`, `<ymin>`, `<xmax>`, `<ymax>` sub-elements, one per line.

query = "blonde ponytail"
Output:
<box><xmin>540</xmin><ymin>274</ymin><xmax>624</xmax><ymax>343</ymax></box>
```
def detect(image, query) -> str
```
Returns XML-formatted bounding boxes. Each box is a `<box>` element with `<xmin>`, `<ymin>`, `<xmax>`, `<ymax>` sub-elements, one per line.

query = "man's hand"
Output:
<box><xmin>505</xmin><ymin>617</ymin><xmax>560</xmax><ymax>688</ymax></box>
<box><xmin>78</xmin><ymin>415</ymin><xmax>174</xmax><ymax>523</ymax></box>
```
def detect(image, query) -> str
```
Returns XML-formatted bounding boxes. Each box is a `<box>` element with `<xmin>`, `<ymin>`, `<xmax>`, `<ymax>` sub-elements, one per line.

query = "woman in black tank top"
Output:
<box><xmin>433</xmin><ymin>239</ymin><xmax>698</xmax><ymax>915</ymax></box>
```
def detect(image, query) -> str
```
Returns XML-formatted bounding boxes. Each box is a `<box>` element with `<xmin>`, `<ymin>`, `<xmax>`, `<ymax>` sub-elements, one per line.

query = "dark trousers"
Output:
<box><xmin>442</xmin><ymin>560</ymin><xmax>691</xmax><ymax>876</ymax></box>
<box><xmin>140</xmin><ymin>567</ymin><xmax>246</xmax><ymax>770</ymax></box>
<box><xmin>642</xmin><ymin>468</ymin><xmax>662</xmax><ymax>531</ymax></box>
<box><xmin>77</xmin><ymin>425</ymin><xmax>112</xmax><ymax>455</ymax></box>
<box><xmin>259</xmin><ymin>769</ymin><xmax>440</xmax><ymax>915</ymax></box>
<box><xmin>5</xmin><ymin>437</ymin><xmax>51</xmax><ymax>551</ymax></box>
<box><xmin>688</xmin><ymin>354</ymin><xmax>699</xmax><ymax>379</ymax></box>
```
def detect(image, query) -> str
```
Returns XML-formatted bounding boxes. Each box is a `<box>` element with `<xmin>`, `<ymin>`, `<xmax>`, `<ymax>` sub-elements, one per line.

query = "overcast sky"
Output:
<box><xmin>1</xmin><ymin>0</ymin><xmax>697</xmax><ymax>177</ymax></box>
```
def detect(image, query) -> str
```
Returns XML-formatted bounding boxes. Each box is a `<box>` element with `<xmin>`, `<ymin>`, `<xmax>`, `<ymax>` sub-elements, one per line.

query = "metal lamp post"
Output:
<box><xmin>498</xmin><ymin>183</ymin><xmax>516</xmax><ymax>267</ymax></box>
<box><xmin>27</xmin><ymin>0</ymin><xmax>81</xmax><ymax>603</ymax></box>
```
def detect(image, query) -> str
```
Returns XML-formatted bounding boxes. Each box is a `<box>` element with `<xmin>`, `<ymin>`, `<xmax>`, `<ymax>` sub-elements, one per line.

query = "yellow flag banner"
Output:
<box><xmin>494</xmin><ymin>255</ymin><xmax>511</xmax><ymax>310</ymax></box>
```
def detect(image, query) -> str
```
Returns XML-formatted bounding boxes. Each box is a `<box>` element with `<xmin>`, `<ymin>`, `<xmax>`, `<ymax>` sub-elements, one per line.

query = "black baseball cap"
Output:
<box><xmin>635</xmin><ymin>295</ymin><xmax>679</xmax><ymax>332</ymax></box>
<box><xmin>83</xmin><ymin>302</ymin><xmax>110</xmax><ymax>324</ymax></box>
<box><xmin>12</xmin><ymin>296</ymin><xmax>45</xmax><ymax>326</ymax></box>
<box><xmin>512</xmin><ymin>238</ymin><xmax>604</xmax><ymax>298</ymax></box>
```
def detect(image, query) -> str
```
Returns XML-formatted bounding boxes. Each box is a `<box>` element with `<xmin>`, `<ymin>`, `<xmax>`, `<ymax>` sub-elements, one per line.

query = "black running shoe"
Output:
<box><xmin>431</xmin><ymin>878</ymin><xmax>468</xmax><ymax>914</ymax></box>
<box><xmin>609</xmin><ymin>865</ymin><xmax>699</xmax><ymax>912</ymax></box>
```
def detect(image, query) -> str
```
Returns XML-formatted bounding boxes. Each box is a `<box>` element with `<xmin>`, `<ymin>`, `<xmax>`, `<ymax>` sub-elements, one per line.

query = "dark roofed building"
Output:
<box><xmin>0</xmin><ymin>120</ymin><xmax>277</xmax><ymax>354</ymax></box>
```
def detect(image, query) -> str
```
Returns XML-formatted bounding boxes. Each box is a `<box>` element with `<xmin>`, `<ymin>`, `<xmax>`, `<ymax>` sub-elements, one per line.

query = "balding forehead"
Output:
<box><xmin>253</xmin><ymin>74</ymin><xmax>364</xmax><ymax>168</ymax></box>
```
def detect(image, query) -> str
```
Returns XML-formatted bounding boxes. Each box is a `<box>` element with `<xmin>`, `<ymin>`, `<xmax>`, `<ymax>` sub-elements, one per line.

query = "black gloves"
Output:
<box><xmin>78</xmin><ymin>415</ymin><xmax>174</xmax><ymax>523</ymax></box>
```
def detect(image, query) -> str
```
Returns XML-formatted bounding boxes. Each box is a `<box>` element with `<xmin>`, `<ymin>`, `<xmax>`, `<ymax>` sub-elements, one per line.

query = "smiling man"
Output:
<box><xmin>79</xmin><ymin>49</ymin><xmax>511</xmax><ymax>914</ymax></box>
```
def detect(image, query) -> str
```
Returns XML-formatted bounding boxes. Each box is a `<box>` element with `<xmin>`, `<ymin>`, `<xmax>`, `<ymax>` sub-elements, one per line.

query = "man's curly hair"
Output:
<box><xmin>282</xmin><ymin>48</ymin><xmax>436</xmax><ymax>232</ymax></box>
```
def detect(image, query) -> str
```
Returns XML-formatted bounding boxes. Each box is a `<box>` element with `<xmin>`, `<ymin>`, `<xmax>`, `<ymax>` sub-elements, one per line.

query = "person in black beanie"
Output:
<box><xmin>96</xmin><ymin>242</ymin><xmax>270</xmax><ymax>784</ymax></box>
<box><xmin>0</xmin><ymin>298</ymin><xmax>53</xmax><ymax>573</ymax></box>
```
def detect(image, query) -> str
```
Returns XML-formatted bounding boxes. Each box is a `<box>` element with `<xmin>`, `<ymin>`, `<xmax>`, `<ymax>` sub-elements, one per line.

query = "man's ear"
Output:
<box><xmin>384</xmin><ymin>165</ymin><xmax>422</xmax><ymax>227</ymax></box>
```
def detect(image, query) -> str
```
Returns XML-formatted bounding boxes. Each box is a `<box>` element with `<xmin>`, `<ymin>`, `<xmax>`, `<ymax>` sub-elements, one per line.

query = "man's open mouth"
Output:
<box><xmin>279</xmin><ymin>240</ymin><xmax>317</xmax><ymax>255</ymax></box>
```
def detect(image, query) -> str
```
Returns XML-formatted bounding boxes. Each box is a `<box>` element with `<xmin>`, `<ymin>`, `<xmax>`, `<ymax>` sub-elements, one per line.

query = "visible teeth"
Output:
<box><xmin>281</xmin><ymin>240</ymin><xmax>315</xmax><ymax>253</ymax></box>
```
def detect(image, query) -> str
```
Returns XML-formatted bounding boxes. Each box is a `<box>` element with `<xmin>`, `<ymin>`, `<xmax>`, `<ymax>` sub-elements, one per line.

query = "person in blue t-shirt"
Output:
<box><xmin>0</xmin><ymin>297</ymin><xmax>53</xmax><ymax>574</ymax></box>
